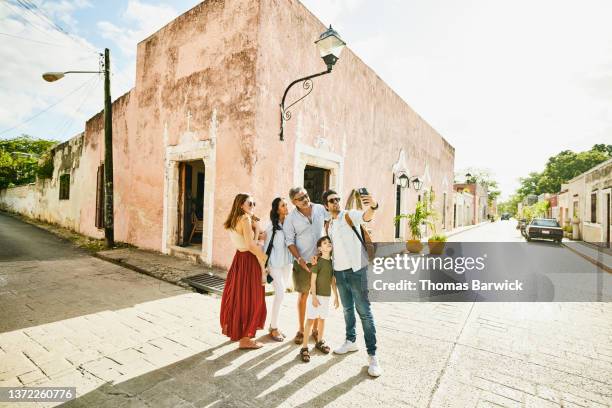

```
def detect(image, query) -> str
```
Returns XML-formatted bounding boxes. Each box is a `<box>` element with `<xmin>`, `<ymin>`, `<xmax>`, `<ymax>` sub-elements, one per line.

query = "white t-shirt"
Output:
<box><xmin>328</xmin><ymin>210</ymin><xmax>368</xmax><ymax>272</ymax></box>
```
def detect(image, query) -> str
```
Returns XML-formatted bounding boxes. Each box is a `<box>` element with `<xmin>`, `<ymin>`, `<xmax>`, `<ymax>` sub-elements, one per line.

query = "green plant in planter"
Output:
<box><xmin>429</xmin><ymin>233</ymin><xmax>447</xmax><ymax>242</ymax></box>
<box><xmin>395</xmin><ymin>199</ymin><xmax>434</xmax><ymax>240</ymax></box>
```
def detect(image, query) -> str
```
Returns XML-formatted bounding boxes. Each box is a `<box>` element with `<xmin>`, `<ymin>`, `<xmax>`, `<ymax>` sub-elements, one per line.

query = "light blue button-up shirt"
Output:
<box><xmin>283</xmin><ymin>203</ymin><xmax>328</xmax><ymax>260</ymax></box>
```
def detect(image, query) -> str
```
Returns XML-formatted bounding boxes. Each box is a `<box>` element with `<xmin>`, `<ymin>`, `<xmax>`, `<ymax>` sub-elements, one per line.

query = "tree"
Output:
<box><xmin>0</xmin><ymin>136</ymin><xmax>57</xmax><ymax>189</ymax></box>
<box><xmin>535</xmin><ymin>148</ymin><xmax>610</xmax><ymax>194</ymax></box>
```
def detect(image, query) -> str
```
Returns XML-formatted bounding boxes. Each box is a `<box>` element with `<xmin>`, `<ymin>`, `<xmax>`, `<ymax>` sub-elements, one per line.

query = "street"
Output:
<box><xmin>1</xmin><ymin>213</ymin><xmax>611</xmax><ymax>407</ymax></box>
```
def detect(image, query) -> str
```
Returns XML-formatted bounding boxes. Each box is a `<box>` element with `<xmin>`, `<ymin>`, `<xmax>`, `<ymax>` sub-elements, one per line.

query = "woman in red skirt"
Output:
<box><xmin>220</xmin><ymin>193</ymin><xmax>268</xmax><ymax>349</ymax></box>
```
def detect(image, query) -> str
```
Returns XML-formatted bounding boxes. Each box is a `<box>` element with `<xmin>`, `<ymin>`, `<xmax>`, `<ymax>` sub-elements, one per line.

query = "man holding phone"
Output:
<box><xmin>322</xmin><ymin>188</ymin><xmax>382</xmax><ymax>377</ymax></box>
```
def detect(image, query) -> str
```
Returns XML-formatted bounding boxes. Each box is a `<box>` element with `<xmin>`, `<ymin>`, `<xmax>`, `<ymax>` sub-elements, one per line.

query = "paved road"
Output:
<box><xmin>1</xmin><ymin>214</ymin><xmax>611</xmax><ymax>407</ymax></box>
<box><xmin>0</xmin><ymin>212</ymin><xmax>185</xmax><ymax>332</ymax></box>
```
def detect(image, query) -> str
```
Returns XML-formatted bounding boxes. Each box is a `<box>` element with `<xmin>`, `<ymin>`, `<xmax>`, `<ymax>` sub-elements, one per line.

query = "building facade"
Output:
<box><xmin>0</xmin><ymin>0</ymin><xmax>455</xmax><ymax>268</ymax></box>
<box><xmin>560</xmin><ymin>158</ymin><xmax>612</xmax><ymax>246</ymax></box>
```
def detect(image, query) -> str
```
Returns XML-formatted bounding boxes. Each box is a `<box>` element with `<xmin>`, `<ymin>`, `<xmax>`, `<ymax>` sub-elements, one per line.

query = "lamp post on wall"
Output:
<box><xmin>410</xmin><ymin>176</ymin><xmax>423</xmax><ymax>191</ymax></box>
<box><xmin>43</xmin><ymin>48</ymin><xmax>114</xmax><ymax>248</ymax></box>
<box><xmin>279</xmin><ymin>25</ymin><xmax>346</xmax><ymax>141</ymax></box>
<box><xmin>398</xmin><ymin>173</ymin><xmax>409</xmax><ymax>189</ymax></box>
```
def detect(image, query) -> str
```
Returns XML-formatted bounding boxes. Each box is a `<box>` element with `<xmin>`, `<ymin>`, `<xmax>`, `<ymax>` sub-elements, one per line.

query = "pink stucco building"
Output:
<box><xmin>1</xmin><ymin>0</ymin><xmax>455</xmax><ymax>268</ymax></box>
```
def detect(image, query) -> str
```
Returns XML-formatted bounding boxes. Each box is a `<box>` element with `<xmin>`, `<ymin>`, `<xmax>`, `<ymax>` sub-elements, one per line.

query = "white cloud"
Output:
<box><xmin>0</xmin><ymin>0</ymin><xmax>101</xmax><ymax>140</ymax></box>
<box><xmin>97</xmin><ymin>0</ymin><xmax>178</xmax><ymax>57</ymax></box>
<box><xmin>302</xmin><ymin>0</ymin><xmax>612</xmax><ymax>200</ymax></box>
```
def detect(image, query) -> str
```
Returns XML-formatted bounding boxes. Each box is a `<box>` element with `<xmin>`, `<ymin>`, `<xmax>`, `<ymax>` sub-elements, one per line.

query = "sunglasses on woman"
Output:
<box><xmin>246</xmin><ymin>201</ymin><xmax>256</xmax><ymax>207</ymax></box>
<box><xmin>327</xmin><ymin>197</ymin><xmax>341</xmax><ymax>204</ymax></box>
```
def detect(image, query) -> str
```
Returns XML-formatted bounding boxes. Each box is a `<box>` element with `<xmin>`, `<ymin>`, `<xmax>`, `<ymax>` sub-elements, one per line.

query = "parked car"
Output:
<box><xmin>525</xmin><ymin>218</ymin><xmax>563</xmax><ymax>243</ymax></box>
<box><xmin>501</xmin><ymin>213</ymin><xmax>511</xmax><ymax>220</ymax></box>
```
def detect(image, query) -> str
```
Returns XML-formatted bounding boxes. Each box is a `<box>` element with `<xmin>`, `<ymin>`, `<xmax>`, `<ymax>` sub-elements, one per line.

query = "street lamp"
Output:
<box><xmin>42</xmin><ymin>48</ymin><xmax>115</xmax><ymax>249</ymax></box>
<box><xmin>279</xmin><ymin>25</ymin><xmax>346</xmax><ymax>141</ymax></box>
<box><xmin>410</xmin><ymin>177</ymin><xmax>423</xmax><ymax>191</ymax></box>
<box><xmin>398</xmin><ymin>173</ymin><xmax>409</xmax><ymax>189</ymax></box>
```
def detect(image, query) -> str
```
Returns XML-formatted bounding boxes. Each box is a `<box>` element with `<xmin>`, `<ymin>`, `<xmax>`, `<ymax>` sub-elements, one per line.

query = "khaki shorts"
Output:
<box><xmin>292</xmin><ymin>260</ymin><xmax>312</xmax><ymax>294</ymax></box>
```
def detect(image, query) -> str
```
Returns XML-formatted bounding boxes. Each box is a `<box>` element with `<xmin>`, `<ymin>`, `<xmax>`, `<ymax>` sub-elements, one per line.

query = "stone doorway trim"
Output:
<box><xmin>293</xmin><ymin>142</ymin><xmax>343</xmax><ymax>197</ymax></box>
<box><xmin>162</xmin><ymin>139</ymin><xmax>215</xmax><ymax>265</ymax></box>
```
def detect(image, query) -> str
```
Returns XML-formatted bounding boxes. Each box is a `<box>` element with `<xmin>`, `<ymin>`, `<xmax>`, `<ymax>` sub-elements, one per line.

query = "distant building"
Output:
<box><xmin>560</xmin><ymin>157</ymin><xmax>612</xmax><ymax>246</ymax></box>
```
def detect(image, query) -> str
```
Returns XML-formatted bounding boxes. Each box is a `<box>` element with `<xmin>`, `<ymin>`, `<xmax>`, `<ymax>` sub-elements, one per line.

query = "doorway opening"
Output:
<box><xmin>304</xmin><ymin>165</ymin><xmax>330</xmax><ymax>204</ymax></box>
<box><xmin>177</xmin><ymin>160</ymin><xmax>205</xmax><ymax>249</ymax></box>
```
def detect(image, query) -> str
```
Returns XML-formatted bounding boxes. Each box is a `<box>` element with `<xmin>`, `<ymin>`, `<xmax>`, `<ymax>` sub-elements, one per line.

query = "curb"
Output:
<box><xmin>562</xmin><ymin>243</ymin><xmax>612</xmax><ymax>274</ymax></box>
<box><xmin>446</xmin><ymin>221</ymin><xmax>490</xmax><ymax>238</ymax></box>
<box><xmin>92</xmin><ymin>252</ymin><xmax>195</xmax><ymax>290</ymax></box>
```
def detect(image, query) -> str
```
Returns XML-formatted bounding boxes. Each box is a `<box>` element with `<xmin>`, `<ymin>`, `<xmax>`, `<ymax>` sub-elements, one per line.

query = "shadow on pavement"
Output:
<box><xmin>62</xmin><ymin>337</ymin><xmax>365</xmax><ymax>407</ymax></box>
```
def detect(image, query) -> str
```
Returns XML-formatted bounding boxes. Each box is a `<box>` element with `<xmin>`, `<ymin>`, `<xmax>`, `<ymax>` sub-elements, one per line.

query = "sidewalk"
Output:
<box><xmin>95</xmin><ymin>248</ymin><xmax>226</xmax><ymax>290</ymax></box>
<box><xmin>563</xmin><ymin>240</ymin><xmax>612</xmax><ymax>273</ymax></box>
<box><xmin>446</xmin><ymin>221</ymin><xmax>489</xmax><ymax>238</ymax></box>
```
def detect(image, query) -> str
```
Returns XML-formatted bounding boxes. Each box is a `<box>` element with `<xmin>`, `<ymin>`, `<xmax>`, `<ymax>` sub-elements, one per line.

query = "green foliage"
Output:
<box><xmin>395</xmin><ymin>192</ymin><xmax>436</xmax><ymax>240</ymax></box>
<box><xmin>516</xmin><ymin>144</ymin><xmax>611</xmax><ymax>198</ymax></box>
<box><xmin>0</xmin><ymin>136</ymin><xmax>57</xmax><ymax>188</ymax></box>
<box><xmin>429</xmin><ymin>234</ymin><xmax>447</xmax><ymax>242</ymax></box>
<box><xmin>520</xmin><ymin>200</ymin><xmax>550</xmax><ymax>222</ymax></box>
<box><xmin>36</xmin><ymin>152</ymin><xmax>54</xmax><ymax>179</ymax></box>
<box><xmin>498</xmin><ymin>194</ymin><xmax>522</xmax><ymax>216</ymax></box>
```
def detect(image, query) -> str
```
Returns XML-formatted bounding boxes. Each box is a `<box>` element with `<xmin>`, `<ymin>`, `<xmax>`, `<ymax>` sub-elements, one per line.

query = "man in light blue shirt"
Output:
<box><xmin>283</xmin><ymin>187</ymin><xmax>327</xmax><ymax>345</ymax></box>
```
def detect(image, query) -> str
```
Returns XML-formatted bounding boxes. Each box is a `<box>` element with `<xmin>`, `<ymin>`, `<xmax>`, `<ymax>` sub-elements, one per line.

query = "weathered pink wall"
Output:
<box><xmin>252</xmin><ymin>0</ymin><xmax>455</xmax><ymax>243</ymax></box>
<box><xmin>2</xmin><ymin>0</ymin><xmax>456</xmax><ymax>270</ymax></box>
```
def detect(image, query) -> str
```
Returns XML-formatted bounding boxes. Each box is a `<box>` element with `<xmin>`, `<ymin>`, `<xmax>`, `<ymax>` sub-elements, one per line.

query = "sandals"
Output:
<box><xmin>238</xmin><ymin>340</ymin><xmax>263</xmax><ymax>350</ymax></box>
<box><xmin>315</xmin><ymin>340</ymin><xmax>330</xmax><ymax>354</ymax></box>
<box><xmin>269</xmin><ymin>327</ymin><xmax>285</xmax><ymax>342</ymax></box>
<box><xmin>300</xmin><ymin>347</ymin><xmax>310</xmax><ymax>362</ymax></box>
<box><xmin>293</xmin><ymin>331</ymin><xmax>304</xmax><ymax>344</ymax></box>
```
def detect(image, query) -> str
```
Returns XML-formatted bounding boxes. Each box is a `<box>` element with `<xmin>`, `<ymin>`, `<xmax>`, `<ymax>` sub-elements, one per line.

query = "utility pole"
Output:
<box><xmin>42</xmin><ymin>49</ymin><xmax>115</xmax><ymax>248</ymax></box>
<box><xmin>103</xmin><ymin>48</ymin><xmax>114</xmax><ymax>248</ymax></box>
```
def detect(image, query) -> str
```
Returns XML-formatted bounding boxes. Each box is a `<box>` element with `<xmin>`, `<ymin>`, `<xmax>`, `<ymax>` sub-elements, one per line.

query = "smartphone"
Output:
<box><xmin>357</xmin><ymin>187</ymin><xmax>369</xmax><ymax>196</ymax></box>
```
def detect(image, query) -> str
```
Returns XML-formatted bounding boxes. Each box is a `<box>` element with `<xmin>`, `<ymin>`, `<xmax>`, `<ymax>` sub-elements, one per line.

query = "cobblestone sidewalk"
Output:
<box><xmin>1</xmin><ymin>292</ymin><xmax>611</xmax><ymax>407</ymax></box>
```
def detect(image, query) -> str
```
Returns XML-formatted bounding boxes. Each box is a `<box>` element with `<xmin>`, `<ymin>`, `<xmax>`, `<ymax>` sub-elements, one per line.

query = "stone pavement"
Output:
<box><xmin>1</xmin><ymin>291</ymin><xmax>612</xmax><ymax>407</ymax></box>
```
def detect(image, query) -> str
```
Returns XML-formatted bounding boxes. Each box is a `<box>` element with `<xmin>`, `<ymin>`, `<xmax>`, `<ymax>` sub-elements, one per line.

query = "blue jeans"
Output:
<box><xmin>334</xmin><ymin>266</ymin><xmax>377</xmax><ymax>356</ymax></box>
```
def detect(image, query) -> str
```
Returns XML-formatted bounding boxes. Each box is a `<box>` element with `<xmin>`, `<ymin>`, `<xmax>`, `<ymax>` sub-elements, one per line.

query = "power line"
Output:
<box><xmin>6</xmin><ymin>0</ymin><xmax>97</xmax><ymax>54</ymax></box>
<box><xmin>57</xmin><ymin>76</ymin><xmax>101</xmax><ymax>139</ymax></box>
<box><xmin>0</xmin><ymin>32</ymin><xmax>97</xmax><ymax>52</ymax></box>
<box><xmin>19</xmin><ymin>0</ymin><xmax>98</xmax><ymax>53</ymax></box>
<box><xmin>0</xmin><ymin>76</ymin><xmax>100</xmax><ymax>136</ymax></box>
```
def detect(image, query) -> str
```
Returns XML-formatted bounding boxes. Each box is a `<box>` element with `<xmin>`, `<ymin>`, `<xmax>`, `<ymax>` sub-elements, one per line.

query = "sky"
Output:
<box><xmin>1</xmin><ymin>0</ymin><xmax>611</xmax><ymax>199</ymax></box>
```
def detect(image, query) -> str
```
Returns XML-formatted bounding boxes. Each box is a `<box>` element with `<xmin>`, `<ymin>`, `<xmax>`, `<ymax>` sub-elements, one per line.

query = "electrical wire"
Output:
<box><xmin>15</xmin><ymin>0</ymin><xmax>97</xmax><ymax>54</ymax></box>
<box><xmin>0</xmin><ymin>76</ymin><xmax>100</xmax><ymax>136</ymax></box>
<box><xmin>56</xmin><ymin>76</ymin><xmax>101</xmax><ymax>139</ymax></box>
<box><xmin>0</xmin><ymin>32</ymin><xmax>97</xmax><ymax>52</ymax></box>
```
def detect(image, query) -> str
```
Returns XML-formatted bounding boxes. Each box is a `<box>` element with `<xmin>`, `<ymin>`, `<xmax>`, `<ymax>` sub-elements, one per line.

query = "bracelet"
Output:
<box><xmin>371</xmin><ymin>202</ymin><xmax>379</xmax><ymax>210</ymax></box>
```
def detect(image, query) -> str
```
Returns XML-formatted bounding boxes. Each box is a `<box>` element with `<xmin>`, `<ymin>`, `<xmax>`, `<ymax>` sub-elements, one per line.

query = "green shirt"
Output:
<box><xmin>311</xmin><ymin>257</ymin><xmax>334</xmax><ymax>296</ymax></box>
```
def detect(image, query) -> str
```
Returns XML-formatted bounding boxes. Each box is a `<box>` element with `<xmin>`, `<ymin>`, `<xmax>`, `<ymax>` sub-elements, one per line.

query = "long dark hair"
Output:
<box><xmin>270</xmin><ymin>197</ymin><xmax>284</xmax><ymax>231</ymax></box>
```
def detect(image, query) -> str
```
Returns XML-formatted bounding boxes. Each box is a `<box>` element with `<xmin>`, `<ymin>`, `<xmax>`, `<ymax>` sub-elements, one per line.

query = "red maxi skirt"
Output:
<box><xmin>220</xmin><ymin>250</ymin><xmax>267</xmax><ymax>341</ymax></box>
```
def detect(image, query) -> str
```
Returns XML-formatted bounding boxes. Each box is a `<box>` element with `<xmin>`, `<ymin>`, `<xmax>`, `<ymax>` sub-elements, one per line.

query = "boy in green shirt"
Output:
<box><xmin>300</xmin><ymin>236</ymin><xmax>339</xmax><ymax>362</ymax></box>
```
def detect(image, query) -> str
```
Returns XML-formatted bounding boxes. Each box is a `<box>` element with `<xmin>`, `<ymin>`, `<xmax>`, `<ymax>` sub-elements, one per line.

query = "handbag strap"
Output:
<box><xmin>264</xmin><ymin>226</ymin><xmax>277</xmax><ymax>267</ymax></box>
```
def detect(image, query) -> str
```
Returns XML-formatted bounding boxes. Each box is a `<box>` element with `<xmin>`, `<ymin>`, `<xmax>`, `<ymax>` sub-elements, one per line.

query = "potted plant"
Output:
<box><xmin>428</xmin><ymin>233</ymin><xmax>447</xmax><ymax>255</ymax></box>
<box><xmin>395</xmin><ymin>200</ymin><xmax>432</xmax><ymax>253</ymax></box>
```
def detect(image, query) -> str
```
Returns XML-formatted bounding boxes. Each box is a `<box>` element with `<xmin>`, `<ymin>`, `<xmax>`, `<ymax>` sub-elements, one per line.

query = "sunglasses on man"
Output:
<box><xmin>295</xmin><ymin>193</ymin><xmax>310</xmax><ymax>202</ymax></box>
